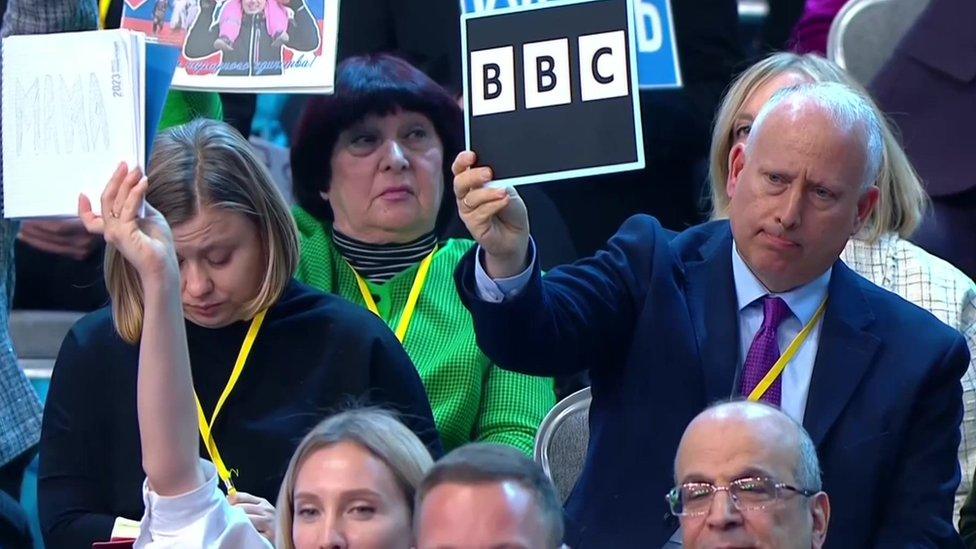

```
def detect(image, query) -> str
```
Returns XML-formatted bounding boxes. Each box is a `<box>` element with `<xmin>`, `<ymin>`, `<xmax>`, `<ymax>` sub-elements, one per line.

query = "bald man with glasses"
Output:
<box><xmin>668</xmin><ymin>400</ymin><xmax>830</xmax><ymax>548</ymax></box>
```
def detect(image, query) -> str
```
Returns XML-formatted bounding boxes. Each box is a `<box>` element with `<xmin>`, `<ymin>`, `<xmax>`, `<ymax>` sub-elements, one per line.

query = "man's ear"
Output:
<box><xmin>727</xmin><ymin>143</ymin><xmax>747</xmax><ymax>200</ymax></box>
<box><xmin>810</xmin><ymin>492</ymin><xmax>831</xmax><ymax>549</ymax></box>
<box><xmin>852</xmin><ymin>185</ymin><xmax>880</xmax><ymax>235</ymax></box>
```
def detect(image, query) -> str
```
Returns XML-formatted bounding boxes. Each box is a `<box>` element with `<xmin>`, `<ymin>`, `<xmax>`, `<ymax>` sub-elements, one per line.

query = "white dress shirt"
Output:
<box><xmin>474</xmin><ymin>240</ymin><xmax>830</xmax><ymax>424</ymax></box>
<box><xmin>134</xmin><ymin>460</ymin><xmax>271</xmax><ymax>549</ymax></box>
<box><xmin>732</xmin><ymin>243</ymin><xmax>830</xmax><ymax>424</ymax></box>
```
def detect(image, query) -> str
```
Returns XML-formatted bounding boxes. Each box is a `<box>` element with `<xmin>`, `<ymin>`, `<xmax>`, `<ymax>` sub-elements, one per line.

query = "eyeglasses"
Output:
<box><xmin>666</xmin><ymin>476</ymin><xmax>817</xmax><ymax>517</ymax></box>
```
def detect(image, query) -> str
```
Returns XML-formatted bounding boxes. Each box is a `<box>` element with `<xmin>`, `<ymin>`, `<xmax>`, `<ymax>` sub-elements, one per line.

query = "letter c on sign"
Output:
<box><xmin>591</xmin><ymin>47</ymin><xmax>614</xmax><ymax>84</ymax></box>
<box><xmin>578</xmin><ymin>30</ymin><xmax>629</xmax><ymax>102</ymax></box>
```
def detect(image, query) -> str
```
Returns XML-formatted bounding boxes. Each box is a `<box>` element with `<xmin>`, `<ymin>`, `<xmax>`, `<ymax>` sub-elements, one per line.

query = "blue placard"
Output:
<box><xmin>459</xmin><ymin>0</ymin><xmax>681</xmax><ymax>89</ymax></box>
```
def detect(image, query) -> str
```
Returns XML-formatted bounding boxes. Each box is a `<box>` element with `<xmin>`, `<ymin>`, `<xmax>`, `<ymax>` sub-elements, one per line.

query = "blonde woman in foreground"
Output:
<box><xmin>79</xmin><ymin>163</ymin><xmax>434</xmax><ymax>548</ymax></box>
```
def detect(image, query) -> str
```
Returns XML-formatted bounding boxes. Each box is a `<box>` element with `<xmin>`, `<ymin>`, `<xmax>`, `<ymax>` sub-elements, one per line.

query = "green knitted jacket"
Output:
<box><xmin>293</xmin><ymin>207</ymin><xmax>555</xmax><ymax>454</ymax></box>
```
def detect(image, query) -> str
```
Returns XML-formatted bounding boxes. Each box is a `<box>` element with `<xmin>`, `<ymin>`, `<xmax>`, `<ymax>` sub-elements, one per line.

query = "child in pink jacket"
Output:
<box><xmin>214</xmin><ymin>0</ymin><xmax>289</xmax><ymax>51</ymax></box>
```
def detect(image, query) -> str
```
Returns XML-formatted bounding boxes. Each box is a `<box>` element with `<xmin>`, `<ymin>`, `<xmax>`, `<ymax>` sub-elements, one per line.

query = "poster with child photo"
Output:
<box><xmin>121</xmin><ymin>0</ymin><xmax>339</xmax><ymax>92</ymax></box>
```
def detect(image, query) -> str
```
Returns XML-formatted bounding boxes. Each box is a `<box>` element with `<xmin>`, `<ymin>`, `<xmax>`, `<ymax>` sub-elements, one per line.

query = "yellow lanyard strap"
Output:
<box><xmin>99</xmin><ymin>0</ymin><xmax>112</xmax><ymax>28</ymax></box>
<box><xmin>351</xmin><ymin>247</ymin><xmax>437</xmax><ymax>343</ymax></box>
<box><xmin>194</xmin><ymin>309</ymin><xmax>267</xmax><ymax>495</ymax></box>
<box><xmin>747</xmin><ymin>298</ymin><xmax>828</xmax><ymax>402</ymax></box>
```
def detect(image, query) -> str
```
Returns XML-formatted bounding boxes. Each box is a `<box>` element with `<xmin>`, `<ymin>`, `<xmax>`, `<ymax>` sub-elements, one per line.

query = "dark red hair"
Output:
<box><xmin>290</xmin><ymin>54</ymin><xmax>463</xmax><ymax>233</ymax></box>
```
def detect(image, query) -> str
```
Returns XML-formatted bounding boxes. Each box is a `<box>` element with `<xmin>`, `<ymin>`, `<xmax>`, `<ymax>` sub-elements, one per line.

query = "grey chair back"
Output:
<box><xmin>534</xmin><ymin>386</ymin><xmax>591</xmax><ymax>503</ymax></box>
<box><xmin>10</xmin><ymin>310</ymin><xmax>84</xmax><ymax>379</ymax></box>
<box><xmin>827</xmin><ymin>0</ymin><xmax>931</xmax><ymax>86</ymax></box>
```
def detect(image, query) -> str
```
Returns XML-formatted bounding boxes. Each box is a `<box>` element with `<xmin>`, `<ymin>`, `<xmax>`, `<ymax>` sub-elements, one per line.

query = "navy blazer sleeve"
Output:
<box><xmin>874</xmin><ymin>333</ymin><xmax>968</xmax><ymax>547</ymax></box>
<box><xmin>455</xmin><ymin>215</ymin><xmax>669</xmax><ymax>377</ymax></box>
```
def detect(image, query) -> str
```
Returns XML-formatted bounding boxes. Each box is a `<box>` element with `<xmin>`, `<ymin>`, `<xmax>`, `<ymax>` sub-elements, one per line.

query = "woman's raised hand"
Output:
<box><xmin>78</xmin><ymin>162</ymin><xmax>176</xmax><ymax>280</ymax></box>
<box><xmin>452</xmin><ymin>151</ymin><xmax>530</xmax><ymax>278</ymax></box>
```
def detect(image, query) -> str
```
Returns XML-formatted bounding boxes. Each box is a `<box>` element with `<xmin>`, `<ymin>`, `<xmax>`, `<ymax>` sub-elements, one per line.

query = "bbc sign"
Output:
<box><xmin>460</xmin><ymin>0</ymin><xmax>682</xmax><ymax>89</ymax></box>
<box><xmin>462</xmin><ymin>0</ymin><xmax>645</xmax><ymax>185</ymax></box>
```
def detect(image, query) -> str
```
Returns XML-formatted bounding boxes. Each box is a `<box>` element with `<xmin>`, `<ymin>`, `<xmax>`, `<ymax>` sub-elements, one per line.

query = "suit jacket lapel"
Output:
<box><xmin>803</xmin><ymin>261</ymin><xmax>881</xmax><ymax>446</ymax></box>
<box><xmin>682</xmin><ymin>225</ymin><xmax>740</xmax><ymax>403</ymax></box>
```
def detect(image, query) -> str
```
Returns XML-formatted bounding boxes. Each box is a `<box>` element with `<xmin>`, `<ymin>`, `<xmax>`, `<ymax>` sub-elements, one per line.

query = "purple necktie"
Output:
<box><xmin>740</xmin><ymin>296</ymin><xmax>791</xmax><ymax>406</ymax></box>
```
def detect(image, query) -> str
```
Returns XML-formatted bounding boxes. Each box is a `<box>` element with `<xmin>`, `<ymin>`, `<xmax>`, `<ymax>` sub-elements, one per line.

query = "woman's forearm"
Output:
<box><xmin>138</xmin><ymin>268</ymin><xmax>205</xmax><ymax>496</ymax></box>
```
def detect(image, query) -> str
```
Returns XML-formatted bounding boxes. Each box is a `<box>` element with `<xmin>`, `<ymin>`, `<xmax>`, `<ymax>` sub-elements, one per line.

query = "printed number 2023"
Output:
<box><xmin>111</xmin><ymin>73</ymin><xmax>123</xmax><ymax>98</ymax></box>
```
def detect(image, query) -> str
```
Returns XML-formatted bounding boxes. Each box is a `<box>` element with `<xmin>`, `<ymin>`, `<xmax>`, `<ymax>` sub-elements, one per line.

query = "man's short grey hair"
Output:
<box><xmin>748</xmin><ymin>81</ymin><xmax>884</xmax><ymax>191</ymax></box>
<box><xmin>677</xmin><ymin>400</ymin><xmax>823</xmax><ymax>492</ymax></box>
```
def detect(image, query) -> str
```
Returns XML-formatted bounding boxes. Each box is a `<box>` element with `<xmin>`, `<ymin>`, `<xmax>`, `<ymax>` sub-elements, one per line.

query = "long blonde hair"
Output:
<box><xmin>708</xmin><ymin>52</ymin><xmax>926</xmax><ymax>243</ymax></box>
<box><xmin>105</xmin><ymin>119</ymin><xmax>299</xmax><ymax>343</ymax></box>
<box><xmin>274</xmin><ymin>409</ymin><xmax>434</xmax><ymax>549</ymax></box>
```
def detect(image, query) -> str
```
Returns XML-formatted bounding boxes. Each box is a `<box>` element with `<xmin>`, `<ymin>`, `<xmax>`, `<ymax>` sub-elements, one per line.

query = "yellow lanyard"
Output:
<box><xmin>193</xmin><ymin>309</ymin><xmax>267</xmax><ymax>495</ymax></box>
<box><xmin>350</xmin><ymin>247</ymin><xmax>437</xmax><ymax>343</ymax></box>
<box><xmin>99</xmin><ymin>0</ymin><xmax>112</xmax><ymax>28</ymax></box>
<box><xmin>747</xmin><ymin>298</ymin><xmax>828</xmax><ymax>402</ymax></box>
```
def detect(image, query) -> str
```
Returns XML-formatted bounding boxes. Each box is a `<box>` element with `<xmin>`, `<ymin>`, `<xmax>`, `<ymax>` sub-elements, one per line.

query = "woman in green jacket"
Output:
<box><xmin>290</xmin><ymin>54</ymin><xmax>554</xmax><ymax>454</ymax></box>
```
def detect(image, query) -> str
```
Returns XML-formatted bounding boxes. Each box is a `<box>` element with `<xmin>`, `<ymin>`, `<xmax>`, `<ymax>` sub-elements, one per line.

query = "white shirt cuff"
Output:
<box><xmin>474</xmin><ymin>240</ymin><xmax>536</xmax><ymax>303</ymax></box>
<box><xmin>135</xmin><ymin>460</ymin><xmax>270</xmax><ymax>548</ymax></box>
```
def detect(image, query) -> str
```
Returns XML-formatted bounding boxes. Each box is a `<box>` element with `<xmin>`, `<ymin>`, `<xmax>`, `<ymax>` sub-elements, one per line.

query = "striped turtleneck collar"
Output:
<box><xmin>332</xmin><ymin>228</ymin><xmax>438</xmax><ymax>284</ymax></box>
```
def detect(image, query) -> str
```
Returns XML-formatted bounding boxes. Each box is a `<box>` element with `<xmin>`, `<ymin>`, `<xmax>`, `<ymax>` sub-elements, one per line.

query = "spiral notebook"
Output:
<box><xmin>1</xmin><ymin>29</ymin><xmax>177</xmax><ymax>218</ymax></box>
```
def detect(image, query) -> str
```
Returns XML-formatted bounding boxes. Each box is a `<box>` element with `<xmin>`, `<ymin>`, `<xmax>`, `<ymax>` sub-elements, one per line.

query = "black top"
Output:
<box><xmin>38</xmin><ymin>280</ymin><xmax>441</xmax><ymax>549</ymax></box>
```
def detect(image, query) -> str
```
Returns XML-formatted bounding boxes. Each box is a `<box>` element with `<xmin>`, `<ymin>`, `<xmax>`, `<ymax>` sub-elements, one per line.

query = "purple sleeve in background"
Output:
<box><xmin>789</xmin><ymin>0</ymin><xmax>851</xmax><ymax>55</ymax></box>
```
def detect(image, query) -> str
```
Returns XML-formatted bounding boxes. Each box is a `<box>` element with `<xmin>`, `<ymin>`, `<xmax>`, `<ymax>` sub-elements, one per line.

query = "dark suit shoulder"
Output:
<box><xmin>856</xmin><ymin>273</ymin><xmax>964</xmax><ymax>347</ymax></box>
<box><xmin>850</xmin><ymin>269</ymin><xmax>969</xmax><ymax>382</ymax></box>
<box><xmin>614</xmin><ymin>213</ymin><xmax>667</xmax><ymax>237</ymax></box>
<box><xmin>669</xmin><ymin>220</ymin><xmax>732</xmax><ymax>263</ymax></box>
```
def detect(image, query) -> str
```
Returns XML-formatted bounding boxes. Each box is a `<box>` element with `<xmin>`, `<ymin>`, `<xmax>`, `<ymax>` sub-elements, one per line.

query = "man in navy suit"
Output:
<box><xmin>452</xmin><ymin>82</ymin><xmax>968</xmax><ymax>547</ymax></box>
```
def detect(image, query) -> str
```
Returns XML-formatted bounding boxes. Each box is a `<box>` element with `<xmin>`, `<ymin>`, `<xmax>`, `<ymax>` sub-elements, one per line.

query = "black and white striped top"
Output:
<box><xmin>332</xmin><ymin>229</ymin><xmax>438</xmax><ymax>284</ymax></box>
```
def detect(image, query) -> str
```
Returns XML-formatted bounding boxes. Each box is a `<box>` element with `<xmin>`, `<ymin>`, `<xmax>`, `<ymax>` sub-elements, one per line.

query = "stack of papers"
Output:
<box><xmin>2</xmin><ymin>29</ymin><xmax>176</xmax><ymax>218</ymax></box>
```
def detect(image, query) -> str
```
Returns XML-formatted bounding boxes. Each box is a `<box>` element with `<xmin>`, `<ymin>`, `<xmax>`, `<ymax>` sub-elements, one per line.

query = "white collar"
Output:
<box><xmin>731</xmin><ymin>241</ymin><xmax>831</xmax><ymax>324</ymax></box>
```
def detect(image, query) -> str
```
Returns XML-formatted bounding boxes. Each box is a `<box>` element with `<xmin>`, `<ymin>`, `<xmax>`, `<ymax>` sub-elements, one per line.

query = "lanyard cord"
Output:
<box><xmin>350</xmin><ymin>247</ymin><xmax>437</xmax><ymax>343</ymax></box>
<box><xmin>747</xmin><ymin>298</ymin><xmax>828</xmax><ymax>401</ymax></box>
<box><xmin>193</xmin><ymin>309</ymin><xmax>267</xmax><ymax>495</ymax></box>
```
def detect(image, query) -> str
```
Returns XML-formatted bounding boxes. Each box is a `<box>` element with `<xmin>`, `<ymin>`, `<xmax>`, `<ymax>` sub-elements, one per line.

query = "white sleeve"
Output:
<box><xmin>134</xmin><ymin>460</ymin><xmax>273</xmax><ymax>549</ymax></box>
<box><xmin>473</xmin><ymin>240</ymin><xmax>537</xmax><ymax>303</ymax></box>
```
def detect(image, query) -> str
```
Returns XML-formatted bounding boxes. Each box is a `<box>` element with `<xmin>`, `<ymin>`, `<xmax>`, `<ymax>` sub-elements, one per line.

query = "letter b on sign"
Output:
<box><xmin>578</xmin><ymin>30</ymin><xmax>628</xmax><ymax>101</ymax></box>
<box><xmin>523</xmin><ymin>38</ymin><xmax>572</xmax><ymax>109</ymax></box>
<box><xmin>471</xmin><ymin>46</ymin><xmax>516</xmax><ymax>116</ymax></box>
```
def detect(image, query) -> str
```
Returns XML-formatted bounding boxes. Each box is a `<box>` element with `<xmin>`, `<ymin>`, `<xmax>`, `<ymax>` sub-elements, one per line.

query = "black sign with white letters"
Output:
<box><xmin>462</xmin><ymin>0</ymin><xmax>644</xmax><ymax>186</ymax></box>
